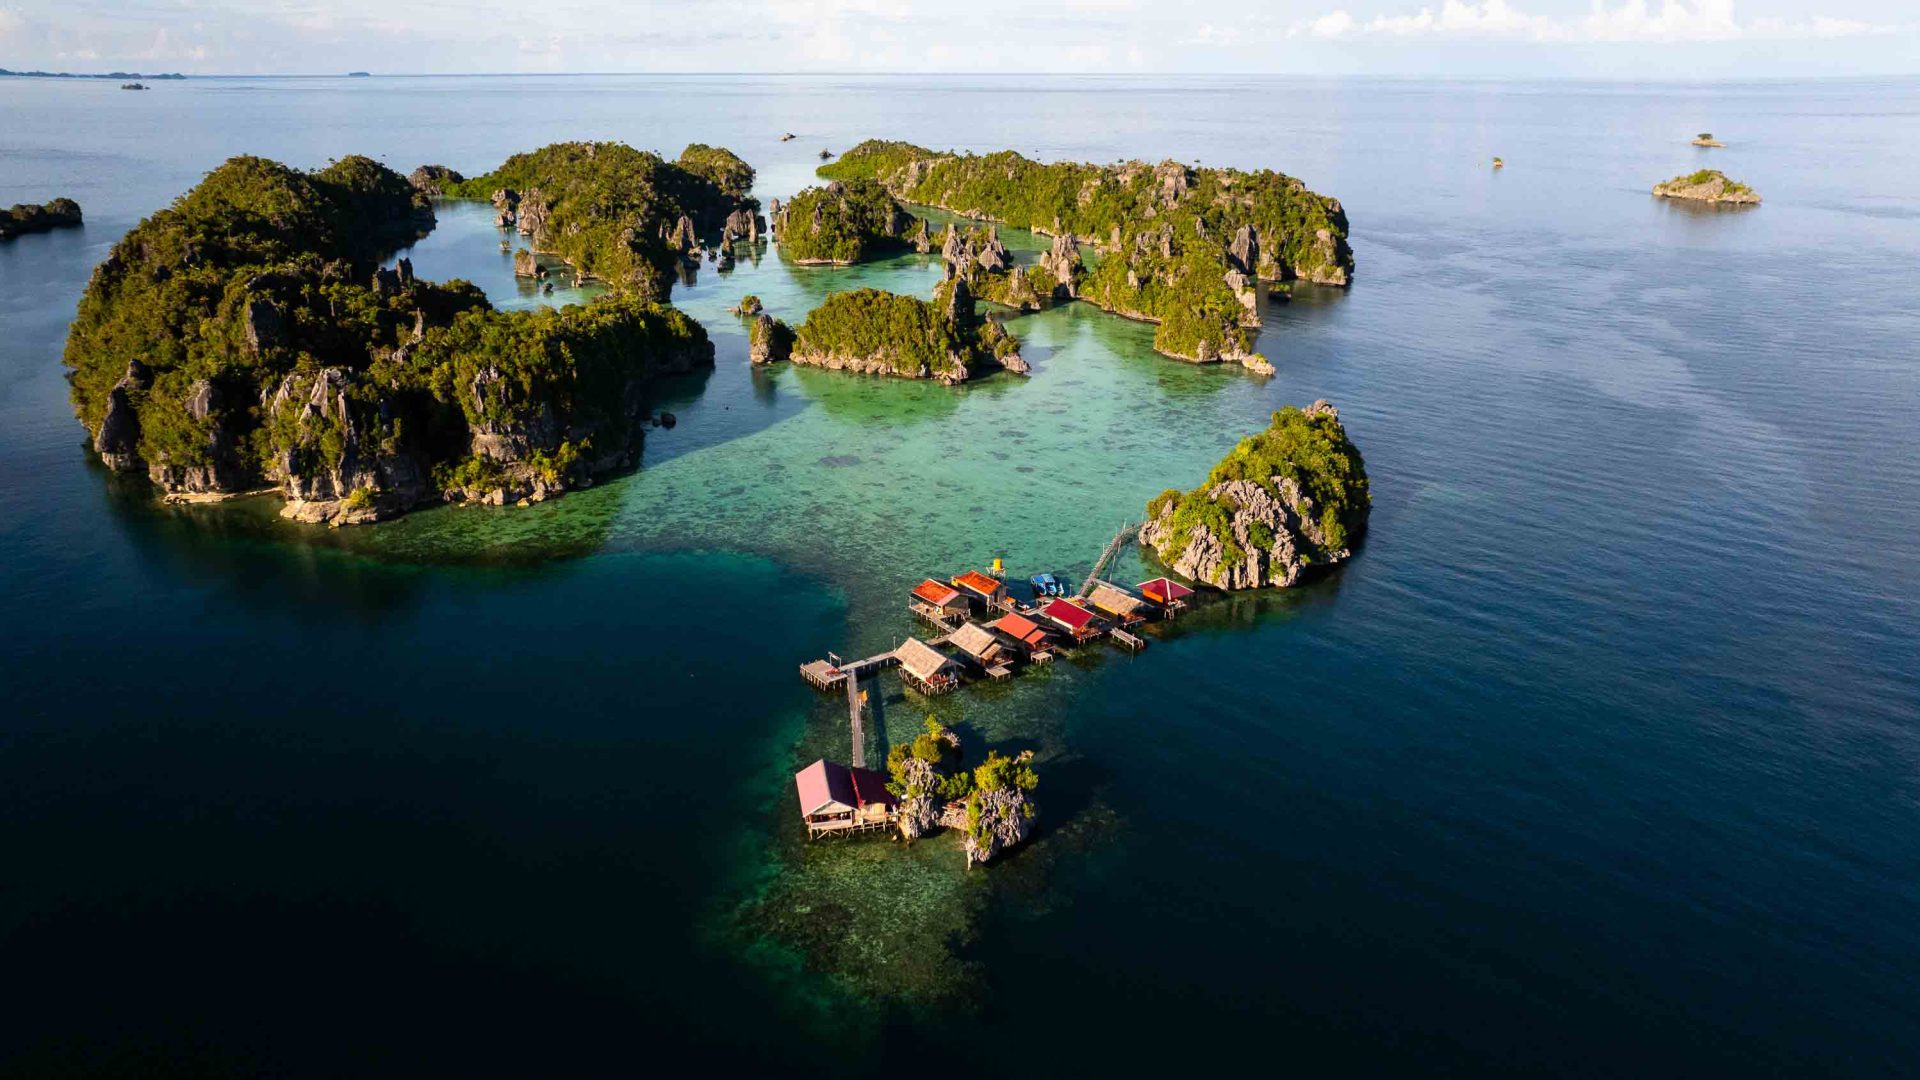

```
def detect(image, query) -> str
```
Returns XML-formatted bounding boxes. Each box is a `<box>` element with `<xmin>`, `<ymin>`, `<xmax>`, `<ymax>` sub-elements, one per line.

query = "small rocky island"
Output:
<box><xmin>774</xmin><ymin>178</ymin><xmax>915</xmax><ymax>264</ymax></box>
<box><xmin>1141</xmin><ymin>401</ymin><xmax>1370</xmax><ymax>589</ymax></box>
<box><xmin>66</xmin><ymin>142</ymin><xmax>755</xmax><ymax>525</ymax></box>
<box><xmin>1654</xmin><ymin>169</ymin><xmax>1759</xmax><ymax>205</ymax></box>
<box><xmin>814</xmin><ymin>139</ymin><xmax>1352</xmax><ymax>371</ymax></box>
<box><xmin>2</xmin><ymin>198</ymin><xmax>83</xmax><ymax>240</ymax></box>
<box><xmin>1691</xmin><ymin>132</ymin><xmax>1726</xmax><ymax>148</ymax></box>
<box><xmin>769</xmin><ymin>276</ymin><xmax>1025</xmax><ymax>384</ymax></box>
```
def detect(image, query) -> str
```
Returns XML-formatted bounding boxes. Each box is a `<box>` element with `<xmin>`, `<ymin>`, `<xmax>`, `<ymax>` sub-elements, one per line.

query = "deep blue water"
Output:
<box><xmin>3</xmin><ymin>74</ymin><xmax>1918</xmax><ymax>1077</ymax></box>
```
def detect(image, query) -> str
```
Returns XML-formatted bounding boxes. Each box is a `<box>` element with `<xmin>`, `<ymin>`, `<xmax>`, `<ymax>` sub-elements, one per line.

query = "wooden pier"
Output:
<box><xmin>1077</xmin><ymin>522</ymin><xmax>1140</xmax><ymax>598</ymax></box>
<box><xmin>798</xmin><ymin>648</ymin><xmax>901</xmax><ymax>769</ymax></box>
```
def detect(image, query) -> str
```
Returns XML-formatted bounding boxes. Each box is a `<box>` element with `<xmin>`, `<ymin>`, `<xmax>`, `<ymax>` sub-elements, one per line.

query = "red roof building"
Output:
<box><xmin>795</xmin><ymin>759</ymin><xmax>899</xmax><ymax>838</ymax></box>
<box><xmin>951</xmin><ymin>570</ymin><xmax>1007</xmax><ymax>606</ymax></box>
<box><xmin>1138</xmin><ymin>577</ymin><xmax>1195</xmax><ymax>606</ymax></box>
<box><xmin>1039</xmin><ymin>597</ymin><xmax>1104</xmax><ymax>640</ymax></box>
<box><xmin>990</xmin><ymin>612</ymin><xmax>1052</xmax><ymax>651</ymax></box>
<box><xmin>911</xmin><ymin>579</ymin><xmax>963</xmax><ymax>607</ymax></box>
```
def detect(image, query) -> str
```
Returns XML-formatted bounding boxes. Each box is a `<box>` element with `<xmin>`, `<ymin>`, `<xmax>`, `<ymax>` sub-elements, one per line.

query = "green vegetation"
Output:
<box><xmin>818</xmin><ymin>139</ymin><xmax>1347</xmax><ymax>363</ymax></box>
<box><xmin>790</xmin><ymin>285</ymin><xmax>1019</xmax><ymax>382</ymax></box>
<box><xmin>821</xmin><ymin>139</ymin><xmax>1350</xmax><ymax>283</ymax></box>
<box><xmin>886</xmin><ymin>717</ymin><xmax>971</xmax><ymax>802</ymax></box>
<box><xmin>1147</xmin><ymin>404</ymin><xmax>1371</xmax><ymax>576</ymax></box>
<box><xmin>2</xmin><ymin>197</ymin><xmax>83</xmax><ymax>240</ymax></box>
<box><xmin>777</xmin><ymin>179</ymin><xmax>915</xmax><ymax>264</ymax></box>
<box><xmin>66</xmin><ymin>150</ymin><xmax>713</xmax><ymax>515</ymax></box>
<box><xmin>1655</xmin><ymin>169</ymin><xmax>1757</xmax><ymax>201</ymax></box>
<box><xmin>962</xmin><ymin>749</ymin><xmax>1039</xmax><ymax>868</ymax></box>
<box><xmin>444</xmin><ymin>141</ymin><xmax>756</xmax><ymax>295</ymax></box>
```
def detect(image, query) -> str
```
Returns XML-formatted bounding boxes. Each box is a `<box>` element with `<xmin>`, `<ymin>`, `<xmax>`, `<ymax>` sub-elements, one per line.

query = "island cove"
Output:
<box><xmin>801</xmin><ymin>138</ymin><xmax>1354</xmax><ymax>371</ymax></box>
<box><xmin>64</xmin><ymin>137</ymin><xmax>1354</xmax><ymax>526</ymax></box>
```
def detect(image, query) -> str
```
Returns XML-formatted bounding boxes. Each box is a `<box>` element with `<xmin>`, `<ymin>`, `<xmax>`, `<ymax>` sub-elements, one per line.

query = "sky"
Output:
<box><xmin>1</xmin><ymin>0</ymin><xmax>1915</xmax><ymax>77</ymax></box>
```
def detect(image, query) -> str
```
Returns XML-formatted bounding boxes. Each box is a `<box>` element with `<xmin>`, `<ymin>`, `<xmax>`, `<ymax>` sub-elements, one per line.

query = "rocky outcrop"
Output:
<box><xmin>266</xmin><ymin>367</ymin><xmax>432</xmax><ymax>525</ymax></box>
<box><xmin>491</xmin><ymin>188</ymin><xmax>519</xmax><ymax>228</ymax></box>
<box><xmin>668</xmin><ymin>214</ymin><xmax>698</xmax><ymax>255</ymax></box>
<box><xmin>1227</xmin><ymin>224</ymin><xmax>1259</xmax><ymax>277</ymax></box>
<box><xmin>407</xmin><ymin>165</ymin><xmax>464</xmax><ymax>194</ymax></box>
<box><xmin>722</xmin><ymin>206</ymin><xmax>762</xmax><ymax>244</ymax></box>
<box><xmin>749</xmin><ymin>314</ymin><xmax>795</xmax><ymax>365</ymax></box>
<box><xmin>93</xmin><ymin>360</ymin><xmax>149</xmax><ymax>470</ymax></box>
<box><xmin>147</xmin><ymin>378</ymin><xmax>253</xmax><ymax>495</ymax></box>
<box><xmin>513</xmin><ymin>248</ymin><xmax>538</xmax><ymax>277</ymax></box>
<box><xmin>1037</xmin><ymin>231</ymin><xmax>1081</xmax><ymax>295</ymax></box>
<box><xmin>909</xmin><ymin>217</ymin><xmax>932</xmax><ymax>253</ymax></box>
<box><xmin>2</xmin><ymin>198</ymin><xmax>83</xmax><ymax>240</ymax></box>
<box><xmin>1140</xmin><ymin>400</ymin><xmax>1368</xmax><ymax>589</ymax></box>
<box><xmin>1653</xmin><ymin>170</ymin><xmax>1760</xmax><ymax>205</ymax></box>
<box><xmin>514</xmin><ymin>189</ymin><xmax>551</xmax><ymax>241</ymax></box>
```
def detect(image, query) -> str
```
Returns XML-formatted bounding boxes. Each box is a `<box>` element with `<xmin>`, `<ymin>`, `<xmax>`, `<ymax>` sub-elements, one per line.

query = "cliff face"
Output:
<box><xmin>64</xmin><ymin>151</ymin><xmax>714</xmax><ymax>526</ymax></box>
<box><xmin>1141</xmin><ymin>401</ymin><xmax>1370</xmax><ymax>589</ymax></box>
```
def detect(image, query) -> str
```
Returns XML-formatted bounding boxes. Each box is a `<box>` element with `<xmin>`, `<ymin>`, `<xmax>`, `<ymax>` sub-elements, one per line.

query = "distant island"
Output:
<box><xmin>2</xmin><ymin>199</ymin><xmax>83</xmax><ymax>240</ymax></box>
<box><xmin>1653</xmin><ymin>169</ymin><xmax>1760</xmax><ymax>206</ymax></box>
<box><xmin>348</xmin><ymin>71</ymin><xmax>371</xmax><ymax>77</ymax></box>
<box><xmin>1691</xmin><ymin>132</ymin><xmax>1726</xmax><ymax>148</ymax></box>
<box><xmin>65</xmin><ymin>142</ymin><xmax>756</xmax><ymax>525</ymax></box>
<box><xmin>1142</xmin><ymin>401</ymin><xmax>1370</xmax><ymax>589</ymax></box>
<box><xmin>809</xmin><ymin>139</ymin><xmax>1351</xmax><ymax>372</ymax></box>
<box><xmin>0</xmin><ymin>67</ymin><xmax>185</xmax><ymax>79</ymax></box>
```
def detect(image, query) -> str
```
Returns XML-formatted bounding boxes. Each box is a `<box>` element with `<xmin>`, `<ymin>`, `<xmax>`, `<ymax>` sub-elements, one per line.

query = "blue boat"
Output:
<box><xmin>1030</xmin><ymin>572</ymin><xmax>1058</xmax><ymax>597</ymax></box>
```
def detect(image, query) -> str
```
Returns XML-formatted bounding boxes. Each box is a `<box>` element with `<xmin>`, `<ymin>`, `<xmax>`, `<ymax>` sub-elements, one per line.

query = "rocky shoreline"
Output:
<box><xmin>1654</xmin><ymin>169</ymin><xmax>1760</xmax><ymax>206</ymax></box>
<box><xmin>1141</xmin><ymin>401</ymin><xmax>1370</xmax><ymax>589</ymax></box>
<box><xmin>66</xmin><ymin>146</ymin><xmax>732</xmax><ymax>527</ymax></box>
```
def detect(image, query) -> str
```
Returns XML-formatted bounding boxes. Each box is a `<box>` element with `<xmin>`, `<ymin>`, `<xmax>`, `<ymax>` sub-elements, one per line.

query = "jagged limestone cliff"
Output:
<box><xmin>1141</xmin><ymin>401</ymin><xmax>1370</xmax><ymax>589</ymax></box>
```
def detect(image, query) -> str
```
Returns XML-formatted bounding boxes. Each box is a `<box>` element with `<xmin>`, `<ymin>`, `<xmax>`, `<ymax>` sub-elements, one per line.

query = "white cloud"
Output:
<box><xmin>1290</xmin><ymin>0</ymin><xmax>1901</xmax><ymax>42</ymax></box>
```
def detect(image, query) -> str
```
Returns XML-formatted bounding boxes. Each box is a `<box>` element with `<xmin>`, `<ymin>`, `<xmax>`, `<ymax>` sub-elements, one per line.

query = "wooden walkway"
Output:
<box><xmin>799</xmin><ymin>648</ymin><xmax>900</xmax><ymax>770</ymax></box>
<box><xmin>1078</xmin><ymin>522</ymin><xmax>1140</xmax><ymax>598</ymax></box>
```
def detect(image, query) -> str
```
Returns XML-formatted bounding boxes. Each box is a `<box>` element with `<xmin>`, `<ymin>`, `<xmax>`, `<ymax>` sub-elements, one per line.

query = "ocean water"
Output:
<box><xmin>2</xmin><ymin>74</ymin><xmax>1918</xmax><ymax>1077</ymax></box>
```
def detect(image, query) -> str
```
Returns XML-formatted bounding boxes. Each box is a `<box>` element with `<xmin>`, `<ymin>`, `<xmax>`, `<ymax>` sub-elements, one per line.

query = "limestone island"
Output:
<box><xmin>809</xmin><ymin>139</ymin><xmax>1353</xmax><ymax>373</ymax></box>
<box><xmin>1653</xmin><ymin>169</ymin><xmax>1760</xmax><ymax>206</ymax></box>
<box><xmin>774</xmin><ymin>178</ymin><xmax>914</xmax><ymax>264</ymax></box>
<box><xmin>1141</xmin><ymin>401</ymin><xmax>1370</xmax><ymax>589</ymax></box>
<box><xmin>2</xmin><ymin>198</ymin><xmax>83</xmax><ymax>240</ymax></box>
<box><xmin>1691</xmin><ymin>132</ymin><xmax>1727</xmax><ymax>148</ymax></box>
<box><xmin>66</xmin><ymin>141</ymin><xmax>757</xmax><ymax>526</ymax></box>
<box><xmin>755</xmin><ymin>276</ymin><xmax>1026</xmax><ymax>383</ymax></box>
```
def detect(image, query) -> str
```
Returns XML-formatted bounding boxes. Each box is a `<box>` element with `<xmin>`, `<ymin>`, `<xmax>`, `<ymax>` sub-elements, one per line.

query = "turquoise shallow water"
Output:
<box><xmin>3</xmin><ymin>74</ymin><xmax>1919</xmax><ymax>1076</ymax></box>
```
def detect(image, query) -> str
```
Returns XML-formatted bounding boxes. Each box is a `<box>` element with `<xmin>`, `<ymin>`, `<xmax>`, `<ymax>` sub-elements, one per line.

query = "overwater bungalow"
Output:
<box><xmin>895</xmin><ymin>637</ymin><xmax>962</xmax><ymax>695</ymax></box>
<box><xmin>1086</xmin><ymin>581</ymin><xmax>1149</xmax><ymax>627</ymax></box>
<box><xmin>989</xmin><ymin>611</ymin><xmax>1056</xmax><ymax>662</ymax></box>
<box><xmin>795</xmin><ymin>758</ymin><xmax>899</xmax><ymax>838</ymax></box>
<box><xmin>909</xmin><ymin>578</ymin><xmax>969</xmax><ymax>627</ymax></box>
<box><xmin>1137</xmin><ymin>576</ymin><xmax>1195</xmax><ymax>616</ymax></box>
<box><xmin>1038</xmin><ymin>597</ymin><xmax>1106</xmax><ymax>643</ymax></box>
<box><xmin>951</xmin><ymin>569</ymin><xmax>1010</xmax><ymax>613</ymax></box>
<box><xmin>948</xmin><ymin>622</ymin><xmax>1015</xmax><ymax>679</ymax></box>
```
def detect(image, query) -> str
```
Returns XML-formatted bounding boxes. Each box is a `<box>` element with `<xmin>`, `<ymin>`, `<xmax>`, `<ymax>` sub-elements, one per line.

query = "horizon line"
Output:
<box><xmin>6</xmin><ymin>69</ymin><xmax>1920</xmax><ymax>82</ymax></box>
